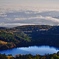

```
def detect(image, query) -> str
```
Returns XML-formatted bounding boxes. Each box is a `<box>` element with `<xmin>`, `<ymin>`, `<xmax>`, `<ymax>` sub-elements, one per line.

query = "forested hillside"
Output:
<box><xmin>13</xmin><ymin>25</ymin><xmax>59</xmax><ymax>47</ymax></box>
<box><xmin>0</xmin><ymin>28</ymin><xmax>30</xmax><ymax>50</ymax></box>
<box><xmin>0</xmin><ymin>25</ymin><xmax>59</xmax><ymax>50</ymax></box>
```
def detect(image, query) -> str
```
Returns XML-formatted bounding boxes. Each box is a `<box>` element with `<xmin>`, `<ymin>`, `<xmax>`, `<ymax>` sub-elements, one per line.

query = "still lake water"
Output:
<box><xmin>0</xmin><ymin>46</ymin><xmax>59</xmax><ymax>56</ymax></box>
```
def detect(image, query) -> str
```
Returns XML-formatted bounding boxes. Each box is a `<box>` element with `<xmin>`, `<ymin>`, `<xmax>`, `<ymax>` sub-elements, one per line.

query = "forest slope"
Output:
<box><xmin>0</xmin><ymin>25</ymin><xmax>59</xmax><ymax>50</ymax></box>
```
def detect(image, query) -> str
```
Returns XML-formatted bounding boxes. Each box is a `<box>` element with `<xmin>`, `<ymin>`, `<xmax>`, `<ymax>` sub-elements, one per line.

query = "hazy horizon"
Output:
<box><xmin>0</xmin><ymin>0</ymin><xmax>59</xmax><ymax>11</ymax></box>
<box><xmin>0</xmin><ymin>0</ymin><xmax>59</xmax><ymax>27</ymax></box>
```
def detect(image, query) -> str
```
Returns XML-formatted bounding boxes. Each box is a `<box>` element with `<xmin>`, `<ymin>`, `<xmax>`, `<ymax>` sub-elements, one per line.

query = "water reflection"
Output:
<box><xmin>0</xmin><ymin>46</ymin><xmax>59</xmax><ymax>56</ymax></box>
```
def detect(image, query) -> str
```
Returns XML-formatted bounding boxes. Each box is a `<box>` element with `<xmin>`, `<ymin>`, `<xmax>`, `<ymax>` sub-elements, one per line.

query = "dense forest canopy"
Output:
<box><xmin>0</xmin><ymin>52</ymin><xmax>59</xmax><ymax>59</ymax></box>
<box><xmin>0</xmin><ymin>25</ymin><xmax>59</xmax><ymax>50</ymax></box>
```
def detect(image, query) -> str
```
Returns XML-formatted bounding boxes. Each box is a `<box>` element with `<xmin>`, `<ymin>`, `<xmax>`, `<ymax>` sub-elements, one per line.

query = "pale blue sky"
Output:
<box><xmin>0</xmin><ymin>0</ymin><xmax>59</xmax><ymax>11</ymax></box>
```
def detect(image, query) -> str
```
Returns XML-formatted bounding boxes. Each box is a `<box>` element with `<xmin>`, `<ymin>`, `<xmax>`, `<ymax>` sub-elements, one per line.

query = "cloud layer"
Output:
<box><xmin>0</xmin><ymin>10</ymin><xmax>59</xmax><ymax>27</ymax></box>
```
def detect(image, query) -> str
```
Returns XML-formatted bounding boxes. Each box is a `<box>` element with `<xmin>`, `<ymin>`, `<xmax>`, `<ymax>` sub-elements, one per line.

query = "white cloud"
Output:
<box><xmin>27</xmin><ymin>15</ymin><xmax>59</xmax><ymax>23</ymax></box>
<box><xmin>0</xmin><ymin>10</ymin><xmax>59</xmax><ymax>27</ymax></box>
<box><xmin>44</xmin><ymin>16</ymin><xmax>59</xmax><ymax>23</ymax></box>
<box><xmin>0</xmin><ymin>22</ymin><xmax>35</xmax><ymax>27</ymax></box>
<box><xmin>14</xmin><ymin>18</ymin><xmax>26</xmax><ymax>21</ymax></box>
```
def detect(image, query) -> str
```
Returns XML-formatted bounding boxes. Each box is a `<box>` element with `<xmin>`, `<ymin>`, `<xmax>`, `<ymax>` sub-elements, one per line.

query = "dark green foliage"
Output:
<box><xmin>0</xmin><ymin>28</ymin><xmax>30</xmax><ymax>50</ymax></box>
<box><xmin>0</xmin><ymin>52</ymin><xmax>59</xmax><ymax>59</ymax></box>
<box><xmin>0</xmin><ymin>25</ymin><xmax>59</xmax><ymax>50</ymax></box>
<box><xmin>0</xmin><ymin>54</ymin><xmax>7</xmax><ymax>59</ymax></box>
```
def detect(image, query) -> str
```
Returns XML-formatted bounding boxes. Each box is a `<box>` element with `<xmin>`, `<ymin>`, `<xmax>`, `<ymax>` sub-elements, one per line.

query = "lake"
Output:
<box><xmin>0</xmin><ymin>46</ymin><xmax>59</xmax><ymax>56</ymax></box>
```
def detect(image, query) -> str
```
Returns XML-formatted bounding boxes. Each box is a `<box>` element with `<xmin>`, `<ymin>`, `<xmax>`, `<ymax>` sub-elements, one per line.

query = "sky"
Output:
<box><xmin>0</xmin><ymin>0</ymin><xmax>59</xmax><ymax>27</ymax></box>
<box><xmin>0</xmin><ymin>0</ymin><xmax>59</xmax><ymax>11</ymax></box>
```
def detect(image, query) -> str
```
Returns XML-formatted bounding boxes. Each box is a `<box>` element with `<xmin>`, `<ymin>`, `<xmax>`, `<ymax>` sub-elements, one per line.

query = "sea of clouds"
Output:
<box><xmin>0</xmin><ymin>9</ymin><xmax>59</xmax><ymax>27</ymax></box>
